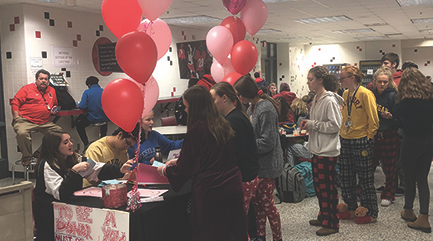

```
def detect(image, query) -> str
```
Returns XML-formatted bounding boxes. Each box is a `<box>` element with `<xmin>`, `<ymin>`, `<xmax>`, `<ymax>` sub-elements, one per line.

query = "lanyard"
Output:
<box><xmin>346</xmin><ymin>85</ymin><xmax>360</xmax><ymax>119</ymax></box>
<box><xmin>39</xmin><ymin>89</ymin><xmax>51</xmax><ymax>111</ymax></box>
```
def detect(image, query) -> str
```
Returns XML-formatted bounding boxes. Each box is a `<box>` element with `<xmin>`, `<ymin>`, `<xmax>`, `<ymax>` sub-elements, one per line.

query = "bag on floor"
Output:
<box><xmin>275</xmin><ymin>163</ymin><xmax>306</xmax><ymax>203</ymax></box>
<box><xmin>294</xmin><ymin>162</ymin><xmax>315</xmax><ymax>197</ymax></box>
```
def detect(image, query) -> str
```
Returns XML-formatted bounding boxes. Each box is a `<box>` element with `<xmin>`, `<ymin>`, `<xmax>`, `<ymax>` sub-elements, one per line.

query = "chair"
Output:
<box><xmin>92</xmin><ymin>121</ymin><xmax>110</xmax><ymax>138</ymax></box>
<box><xmin>12</xmin><ymin>158</ymin><xmax>37</xmax><ymax>184</ymax></box>
<box><xmin>160</xmin><ymin>116</ymin><xmax>177</xmax><ymax>127</ymax></box>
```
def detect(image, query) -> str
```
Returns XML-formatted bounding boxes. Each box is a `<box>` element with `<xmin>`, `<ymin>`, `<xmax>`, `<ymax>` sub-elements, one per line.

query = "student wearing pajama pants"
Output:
<box><xmin>338</xmin><ymin>66</ymin><xmax>379</xmax><ymax>224</ymax></box>
<box><xmin>301</xmin><ymin>66</ymin><xmax>342</xmax><ymax>236</ymax></box>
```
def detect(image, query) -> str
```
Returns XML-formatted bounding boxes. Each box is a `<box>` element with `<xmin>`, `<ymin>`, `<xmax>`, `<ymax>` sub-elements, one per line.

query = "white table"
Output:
<box><xmin>285</xmin><ymin>133</ymin><xmax>309</xmax><ymax>138</ymax></box>
<box><xmin>153</xmin><ymin>126</ymin><xmax>187</xmax><ymax>136</ymax></box>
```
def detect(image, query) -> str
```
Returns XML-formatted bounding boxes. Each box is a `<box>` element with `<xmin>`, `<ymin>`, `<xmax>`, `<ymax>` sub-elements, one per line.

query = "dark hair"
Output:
<box><xmin>183</xmin><ymin>85</ymin><xmax>234</xmax><ymax>145</ymax></box>
<box><xmin>381</xmin><ymin>53</ymin><xmax>400</xmax><ymax>68</ymax></box>
<box><xmin>280</xmin><ymin>83</ymin><xmax>290</xmax><ymax>92</ymax></box>
<box><xmin>275</xmin><ymin>96</ymin><xmax>294</xmax><ymax>123</ymax></box>
<box><xmin>301</xmin><ymin>91</ymin><xmax>316</xmax><ymax>103</ymax></box>
<box><xmin>308</xmin><ymin>66</ymin><xmax>339</xmax><ymax>92</ymax></box>
<box><xmin>35</xmin><ymin>130</ymin><xmax>79</xmax><ymax>176</ymax></box>
<box><xmin>211</xmin><ymin>82</ymin><xmax>246</xmax><ymax>115</ymax></box>
<box><xmin>86</xmin><ymin>76</ymin><xmax>99</xmax><ymax>86</ymax></box>
<box><xmin>259</xmin><ymin>86</ymin><xmax>268</xmax><ymax>95</ymax></box>
<box><xmin>188</xmin><ymin>78</ymin><xmax>199</xmax><ymax>88</ymax></box>
<box><xmin>254</xmin><ymin>72</ymin><xmax>260</xmax><ymax>78</ymax></box>
<box><xmin>204</xmin><ymin>61</ymin><xmax>212</xmax><ymax>75</ymax></box>
<box><xmin>35</xmin><ymin>69</ymin><xmax>50</xmax><ymax>80</ymax></box>
<box><xmin>111</xmin><ymin>123</ymin><xmax>140</xmax><ymax>140</ymax></box>
<box><xmin>402</xmin><ymin>61</ymin><xmax>418</xmax><ymax>70</ymax></box>
<box><xmin>233</xmin><ymin>75</ymin><xmax>279</xmax><ymax>115</ymax></box>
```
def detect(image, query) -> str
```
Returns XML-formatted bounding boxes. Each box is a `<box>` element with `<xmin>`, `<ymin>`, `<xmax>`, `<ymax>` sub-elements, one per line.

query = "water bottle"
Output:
<box><xmin>154</xmin><ymin>146</ymin><xmax>162</xmax><ymax>163</ymax></box>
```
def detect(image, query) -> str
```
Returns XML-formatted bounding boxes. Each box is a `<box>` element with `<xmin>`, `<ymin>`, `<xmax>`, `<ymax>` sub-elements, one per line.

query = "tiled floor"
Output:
<box><xmin>2</xmin><ymin>166</ymin><xmax>433</xmax><ymax>241</ymax></box>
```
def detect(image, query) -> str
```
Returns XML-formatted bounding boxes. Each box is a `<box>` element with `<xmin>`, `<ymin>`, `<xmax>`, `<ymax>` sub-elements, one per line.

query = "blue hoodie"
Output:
<box><xmin>78</xmin><ymin>84</ymin><xmax>109</xmax><ymax>123</ymax></box>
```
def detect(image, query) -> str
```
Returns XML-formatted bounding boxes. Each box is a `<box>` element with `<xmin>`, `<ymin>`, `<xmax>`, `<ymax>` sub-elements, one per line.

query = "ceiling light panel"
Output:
<box><xmin>162</xmin><ymin>15</ymin><xmax>221</xmax><ymax>24</ymax></box>
<box><xmin>411</xmin><ymin>18</ymin><xmax>433</xmax><ymax>24</ymax></box>
<box><xmin>355</xmin><ymin>36</ymin><xmax>388</xmax><ymax>40</ymax></box>
<box><xmin>263</xmin><ymin>0</ymin><xmax>296</xmax><ymax>2</ymax></box>
<box><xmin>257</xmin><ymin>29</ymin><xmax>281</xmax><ymax>34</ymax></box>
<box><xmin>419</xmin><ymin>29</ymin><xmax>433</xmax><ymax>33</ymax></box>
<box><xmin>396</xmin><ymin>0</ymin><xmax>433</xmax><ymax>7</ymax></box>
<box><xmin>333</xmin><ymin>28</ymin><xmax>375</xmax><ymax>34</ymax></box>
<box><xmin>294</xmin><ymin>15</ymin><xmax>352</xmax><ymax>24</ymax></box>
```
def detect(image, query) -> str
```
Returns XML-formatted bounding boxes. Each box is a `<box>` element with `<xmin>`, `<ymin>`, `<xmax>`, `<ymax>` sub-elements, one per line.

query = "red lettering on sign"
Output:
<box><xmin>103</xmin><ymin>211</ymin><xmax>117</xmax><ymax>228</ymax></box>
<box><xmin>76</xmin><ymin>206</ymin><xmax>93</xmax><ymax>224</ymax></box>
<box><xmin>101</xmin><ymin>227</ymin><xmax>126</xmax><ymax>241</ymax></box>
<box><xmin>54</xmin><ymin>203</ymin><xmax>73</xmax><ymax>220</ymax></box>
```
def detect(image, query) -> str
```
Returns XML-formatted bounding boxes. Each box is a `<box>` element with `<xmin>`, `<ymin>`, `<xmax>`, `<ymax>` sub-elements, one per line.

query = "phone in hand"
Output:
<box><xmin>52</xmin><ymin>106</ymin><xmax>61</xmax><ymax>112</ymax></box>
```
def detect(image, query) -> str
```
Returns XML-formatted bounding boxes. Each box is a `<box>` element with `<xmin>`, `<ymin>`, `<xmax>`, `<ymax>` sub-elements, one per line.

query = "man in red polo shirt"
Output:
<box><xmin>11</xmin><ymin>69</ymin><xmax>62</xmax><ymax>166</ymax></box>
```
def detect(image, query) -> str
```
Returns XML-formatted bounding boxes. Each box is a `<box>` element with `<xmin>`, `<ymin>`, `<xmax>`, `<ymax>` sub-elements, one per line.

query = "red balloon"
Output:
<box><xmin>221</xmin><ymin>16</ymin><xmax>246</xmax><ymax>44</ymax></box>
<box><xmin>222</xmin><ymin>72</ymin><xmax>243</xmax><ymax>86</ymax></box>
<box><xmin>231</xmin><ymin>40</ymin><xmax>258</xmax><ymax>75</ymax></box>
<box><xmin>102</xmin><ymin>0</ymin><xmax>142</xmax><ymax>38</ymax></box>
<box><xmin>102</xmin><ymin>78</ymin><xmax>144</xmax><ymax>132</ymax></box>
<box><xmin>116</xmin><ymin>31</ymin><xmax>158</xmax><ymax>84</ymax></box>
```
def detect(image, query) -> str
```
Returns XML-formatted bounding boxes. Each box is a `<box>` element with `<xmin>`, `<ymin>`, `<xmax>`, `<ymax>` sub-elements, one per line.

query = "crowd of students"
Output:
<box><xmin>31</xmin><ymin>51</ymin><xmax>433</xmax><ymax>241</ymax></box>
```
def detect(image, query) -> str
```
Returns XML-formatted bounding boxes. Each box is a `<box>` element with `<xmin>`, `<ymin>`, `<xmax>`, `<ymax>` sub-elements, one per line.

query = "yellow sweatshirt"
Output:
<box><xmin>340</xmin><ymin>86</ymin><xmax>379</xmax><ymax>139</ymax></box>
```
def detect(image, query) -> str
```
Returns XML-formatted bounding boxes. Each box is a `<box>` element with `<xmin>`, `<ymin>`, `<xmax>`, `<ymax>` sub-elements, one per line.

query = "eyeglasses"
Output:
<box><xmin>339</xmin><ymin>76</ymin><xmax>351</xmax><ymax>81</ymax></box>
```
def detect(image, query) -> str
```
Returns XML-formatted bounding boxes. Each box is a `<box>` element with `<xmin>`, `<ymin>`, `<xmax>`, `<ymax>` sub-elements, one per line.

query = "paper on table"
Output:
<box><xmin>141</xmin><ymin>196</ymin><xmax>164</xmax><ymax>203</ymax></box>
<box><xmin>167</xmin><ymin>149</ymin><xmax>181</xmax><ymax>161</ymax></box>
<box><xmin>138</xmin><ymin>189</ymin><xmax>168</xmax><ymax>197</ymax></box>
<box><xmin>74</xmin><ymin>187</ymin><xmax>102</xmax><ymax>198</ymax></box>
<box><xmin>152</xmin><ymin>160</ymin><xmax>165</xmax><ymax>167</ymax></box>
<box><xmin>78</xmin><ymin>157</ymin><xmax>96</xmax><ymax>177</ymax></box>
<box><xmin>137</xmin><ymin>163</ymin><xmax>170</xmax><ymax>184</ymax></box>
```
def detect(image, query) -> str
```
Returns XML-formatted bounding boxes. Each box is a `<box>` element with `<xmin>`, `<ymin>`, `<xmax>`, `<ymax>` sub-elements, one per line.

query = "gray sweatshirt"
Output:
<box><xmin>248</xmin><ymin>99</ymin><xmax>283</xmax><ymax>178</ymax></box>
<box><xmin>306</xmin><ymin>91</ymin><xmax>342</xmax><ymax>157</ymax></box>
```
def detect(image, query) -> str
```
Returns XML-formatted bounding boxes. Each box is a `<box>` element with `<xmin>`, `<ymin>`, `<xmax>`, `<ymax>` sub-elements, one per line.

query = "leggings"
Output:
<box><xmin>252</xmin><ymin>178</ymin><xmax>282</xmax><ymax>240</ymax></box>
<box><xmin>400</xmin><ymin>135</ymin><xmax>433</xmax><ymax>215</ymax></box>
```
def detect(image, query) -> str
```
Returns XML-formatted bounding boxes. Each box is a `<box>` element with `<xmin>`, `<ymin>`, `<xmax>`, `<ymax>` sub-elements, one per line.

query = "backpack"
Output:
<box><xmin>52</xmin><ymin>85</ymin><xmax>76</xmax><ymax>110</ymax></box>
<box><xmin>174</xmin><ymin>96</ymin><xmax>187</xmax><ymax>125</ymax></box>
<box><xmin>275</xmin><ymin>163</ymin><xmax>306</xmax><ymax>203</ymax></box>
<box><xmin>294</xmin><ymin>162</ymin><xmax>315</xmax><ymax>197</ymax></box>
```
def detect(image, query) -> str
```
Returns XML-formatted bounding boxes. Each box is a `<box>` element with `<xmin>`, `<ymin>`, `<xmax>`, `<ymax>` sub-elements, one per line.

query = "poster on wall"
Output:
<box><xmin>176</xmin><ymin>40</ymin><xmax>212</xmax><ymax>79</ymax></box>
<box><xmin>53</xmin><ymin>202</ymin><xmax>129</xmax><ymax>241</ymax></box>
<box><xmin>52</xmin><ymin>46</ymin><xmax>76</xmax><ymax>67</ymax></box>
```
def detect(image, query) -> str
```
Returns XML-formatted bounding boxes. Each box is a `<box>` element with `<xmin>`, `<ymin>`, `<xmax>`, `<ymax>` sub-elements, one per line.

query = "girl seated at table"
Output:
<box><xmin>128</xmin><ymin>110</ymin><xmax>183</xmax><ymax>165</ymax></box>
<box><xmin>157</xmin><ymin>85</ymin><xmax>247</xmax><ymax>241</ymax></box>
<box><xmin>33</xmin><ymin>130</ymin><xmax>132</xmax><ymax>241</ymax></box>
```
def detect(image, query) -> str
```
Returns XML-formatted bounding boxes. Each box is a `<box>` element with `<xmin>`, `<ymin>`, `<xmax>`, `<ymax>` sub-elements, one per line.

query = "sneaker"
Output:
<box><xmin>396</xmin><ymin>187</ymin><xmax>405</xmax><ymax>196</ymax></box>
<box><xmin>21</xmin><ymin>158</ymin><xmax>30</xmax><ymax>166</ymax></box>
<box><xmin>376</xmin><ymin>186</ymin><xmax>384</xmax><ymax>192</ymax></box>
<box><xmin>380</xmin><ymin>199</ymin><xmax>392</xmax><ymax>207</ymax></box>
<box><xmin>316</xmin><ymin>227</ymin><xmax>339</xmax><ymax>236</ymax></box>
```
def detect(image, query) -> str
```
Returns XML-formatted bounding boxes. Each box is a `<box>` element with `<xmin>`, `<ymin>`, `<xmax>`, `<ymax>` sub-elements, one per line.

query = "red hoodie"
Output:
<box><xmin>273</xmin><ymin>91</ymin><xmax>297</xmax><ymax>106</ymax></box>
<box><xmin>197</xmin><ymin>74</ymin><xmax>216</xmax><ymax>90</ymax></box>
<box><xmin>393</xmin><ymin>69</ymin><xmax>403</xmax><ymax>87</ymax></box>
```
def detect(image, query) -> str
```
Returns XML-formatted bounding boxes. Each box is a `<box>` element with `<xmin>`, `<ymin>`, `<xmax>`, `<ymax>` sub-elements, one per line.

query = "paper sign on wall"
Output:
<box><xmin>52</xmin><ymin>46</ymin><xmax>76</xmax><ymax>67</ymax></box>
<box><xmin>367</xmin><ymin>69</ymin><xmax>374</xmax><ymax>75</ymax></box>
<box><xmin>53</xmin><ymin>202</ymin><xmax>129</xmax><ymax>241</ymax></box>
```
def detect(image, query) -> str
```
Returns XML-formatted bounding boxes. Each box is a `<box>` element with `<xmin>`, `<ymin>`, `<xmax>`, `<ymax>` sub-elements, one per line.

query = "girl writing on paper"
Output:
<box><xmin>33</xmin><ymin>130</ymin><xmax>133</xmax><ymax>241</ymax></box>
<box><xmin>157</xmin><ymin>85</ymin><xmax>247</xmax><ymax>241</ymax></box>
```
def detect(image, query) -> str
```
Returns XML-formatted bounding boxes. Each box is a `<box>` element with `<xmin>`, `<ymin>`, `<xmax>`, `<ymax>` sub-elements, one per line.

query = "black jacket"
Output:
<box><xmin>373</xmin><ymin>87</ymin><xmax>401</xmax><ymax>131</ymax></box>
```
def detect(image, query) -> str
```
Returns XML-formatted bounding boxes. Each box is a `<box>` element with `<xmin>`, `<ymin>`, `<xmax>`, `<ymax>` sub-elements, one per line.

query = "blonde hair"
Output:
<box><xmin>398</xmin><ymin>67</ymin><xmax>433</xmax><ymax>101</ymax></box>
<box><xmin>291</xmin><ymin>98</ymin><xmax>308</xmax><ymax>123</ymax></box>
<box><xmin>373</xmin><ymin>67</ymin><xmax>397</xmax><ymax>91</ymax></box>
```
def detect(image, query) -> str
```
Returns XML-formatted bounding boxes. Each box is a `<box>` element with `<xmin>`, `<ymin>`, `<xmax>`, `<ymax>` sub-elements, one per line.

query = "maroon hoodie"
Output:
<box><xmin>273</xmin><ymin>91</ymin><xmax>297</xmax><ymax>106</ymax></box>
<box><xmin>393</xmin><ymin>69</ymin><xmax>403</xmax><ymax>87</ymax></box>
<box><xmin>197</xmin><ymin>74</ymin><xmax>216</xmax><ymax>90</ymax></box>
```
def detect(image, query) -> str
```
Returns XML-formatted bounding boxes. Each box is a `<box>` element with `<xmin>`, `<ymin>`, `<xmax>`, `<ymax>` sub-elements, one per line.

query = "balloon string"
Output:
<box><xmin>142</xmin><ymin>21</ymin><xmax>153</xmax><ymax>34</ymax></box>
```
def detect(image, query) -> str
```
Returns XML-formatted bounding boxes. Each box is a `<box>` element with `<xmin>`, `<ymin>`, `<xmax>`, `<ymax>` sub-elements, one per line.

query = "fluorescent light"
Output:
<box><xmin>295</xmin><ymin>15</ymin><xmax>352</xmax><ymax>24</ymax></box>
<box><xmin>396</xmin><ymin>0</ymin><xmax>433</xmax><ymax>7</ymax></box>
<box><xmin>280</xmin><ymin>37</ymin><xmax>312</xmax><ymax>40</ymax></box>
<box><xmin>355</xmin><ymin>36</ymin><xmax>388</xmax><ymax>40</ymax></box>
<box><xmin>37</xmin><ymin>0</ymin><xmax>62</xmax><ymax>2</ymax></box>
<box><xmin>257</xmin><ymin>29</ymin><xmax>281</xmax><ymax>34</ymax></box>
<box><xmin>385</xmin><ymin>33</ymin><xmax>403</xmax><ymax>38</ymax></box>
<box><xmin>420</xmin><ymin>29</ymin><xmax>433</xmax><ymax>33</ymax></box>
<box><xmin>162</xmin><ymin>15</ymin><xmax>221</xmax><ymax>24</ymax></box>
<box><xmin>333</xmin><ymin>28</ymin><xmax>375</xmax><ymax>34</ymax></box>
<box><xmin>411</xmin><ymin>18</ymin><xmax>433</xmax><ymax>24</ymax></box>
<box><xmin>365</xmin><ymin>23</ymin><xmax>388</xmax><ymax>27</ymax></box>
<box><xmin>263</xmin><ymin>0</ymin><xmax>296</xmax><ymax>2</ymax></box>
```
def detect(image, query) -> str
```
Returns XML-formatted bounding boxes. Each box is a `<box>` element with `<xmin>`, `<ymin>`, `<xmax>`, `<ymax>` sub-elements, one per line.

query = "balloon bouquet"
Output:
<box><xmin>100</xmin><ymin>0</ymin><xmax>173</xmax><ymax>211</ymax></box>
<box><xmin>209</xmin><ymin>0</ymin><xmax>269</xmax><ymax>85</ymax></box>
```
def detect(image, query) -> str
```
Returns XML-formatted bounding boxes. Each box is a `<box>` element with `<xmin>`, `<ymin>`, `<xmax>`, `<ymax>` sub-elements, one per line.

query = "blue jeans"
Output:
<box><xmin>286</xmin><ymin>143</ymin><xmax>312</xmax><ymax>166</ymax></box>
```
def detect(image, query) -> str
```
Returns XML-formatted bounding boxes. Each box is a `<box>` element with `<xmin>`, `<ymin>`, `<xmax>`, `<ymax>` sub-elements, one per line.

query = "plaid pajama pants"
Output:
<box><xmin>312</xmin><ymin>155</ymin><xmax>339</xmax><ymax>229</ymax></box>
<box><xmin>251</xmin><ymin>178</ymin><xmax>282</xmax><ymax>240</ymax></box>
<box><xmin>372</xmin><ymin>129</ymin><xmax>400</xmax><ymax>201</ymax></box>
<box><xmin>339</xmin><ymin>137</ymin><xmax>378</xmax><ymax>218</ymax></box>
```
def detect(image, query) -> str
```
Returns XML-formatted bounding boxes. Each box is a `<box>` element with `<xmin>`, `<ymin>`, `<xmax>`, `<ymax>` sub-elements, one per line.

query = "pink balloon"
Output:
<box><xmin>231</xmin><ymin>40</ymin><xmax>258</xmax><ymax>75</ymax></box>
<box><xmin>115</xmin><ymin>31</ymin><xmax>158</xmax><ymax>84</ymax></box>
<box><xmin>142</xmin><ymin>76</ymin><xmax>160</xmax><ymax>118</ymax></box>
<box><xmin>102</xmin><ymin>78</ymin><xmax>144</xmax><ymax>132</ymax></box>
<box><xmin>241</xmin><ymin>0</ymin><xmax>268</xmax><ymax>36</ymax></box>
<box><xmin>211</xmin><ymin>58</ymin><xmax>236</xmax><ymax>83</ymax></box>
<box><xmin>222</xmin><ymin>0</ymin><xmax>248</xmax><ymax>15</ymax></box>
<box><xmin>101</xmin><ymin>0</ymin><xmax>142</xmax><ymax>38</ymax></box>
<box><xmin>138</xmin><ymin>19</ymin><xmax>172</xmax><ymax>60</ymax></box>
<box><xmin>206</xmin><ymin>26</ymin><xmax>234</xmax><ymax>64</ymax></box>
<box><xmin>138</xmin><ymin>0</ymin><xmax>173</xmax><ymax>21</ymax></box>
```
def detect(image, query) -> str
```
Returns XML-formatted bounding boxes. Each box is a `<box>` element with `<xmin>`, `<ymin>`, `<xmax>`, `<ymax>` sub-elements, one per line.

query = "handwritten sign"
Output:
<box><xmin>98</xmin><ymin>43</ymin><xmax>123</xmax><ymax>72</ymax></box>
<box><xmin>53</xmin><ymin>202</ymin><xmax>129</xmax><ymax>241</ymax></box>
<box><xmin>50</xmin><ymin>73</ymin><xmax>69</xmax><ymax>86</ymax></box>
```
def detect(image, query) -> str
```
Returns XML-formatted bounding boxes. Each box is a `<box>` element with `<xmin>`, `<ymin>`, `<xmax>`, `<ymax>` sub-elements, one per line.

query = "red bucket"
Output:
<box><xmin>102</xmin><ymin>184</ymin><xmax>127</xmax><ymax>208</ymax></box>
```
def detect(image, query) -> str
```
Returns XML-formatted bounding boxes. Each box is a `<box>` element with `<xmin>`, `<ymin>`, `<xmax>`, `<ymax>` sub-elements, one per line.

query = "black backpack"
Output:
<box><xmin>174</xmin><ymin>96</ymin><xmax>187</xmax><ymax>125</ymax></box>
<box><xmin>51</xmin><ymin>85</ymin><xmax>77</xmax><ymax>110</ymax></box>
<box><xmin>275</xmin><ymin>163</ymin><xmax>306</xmax><ymax>203</ymax></box>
